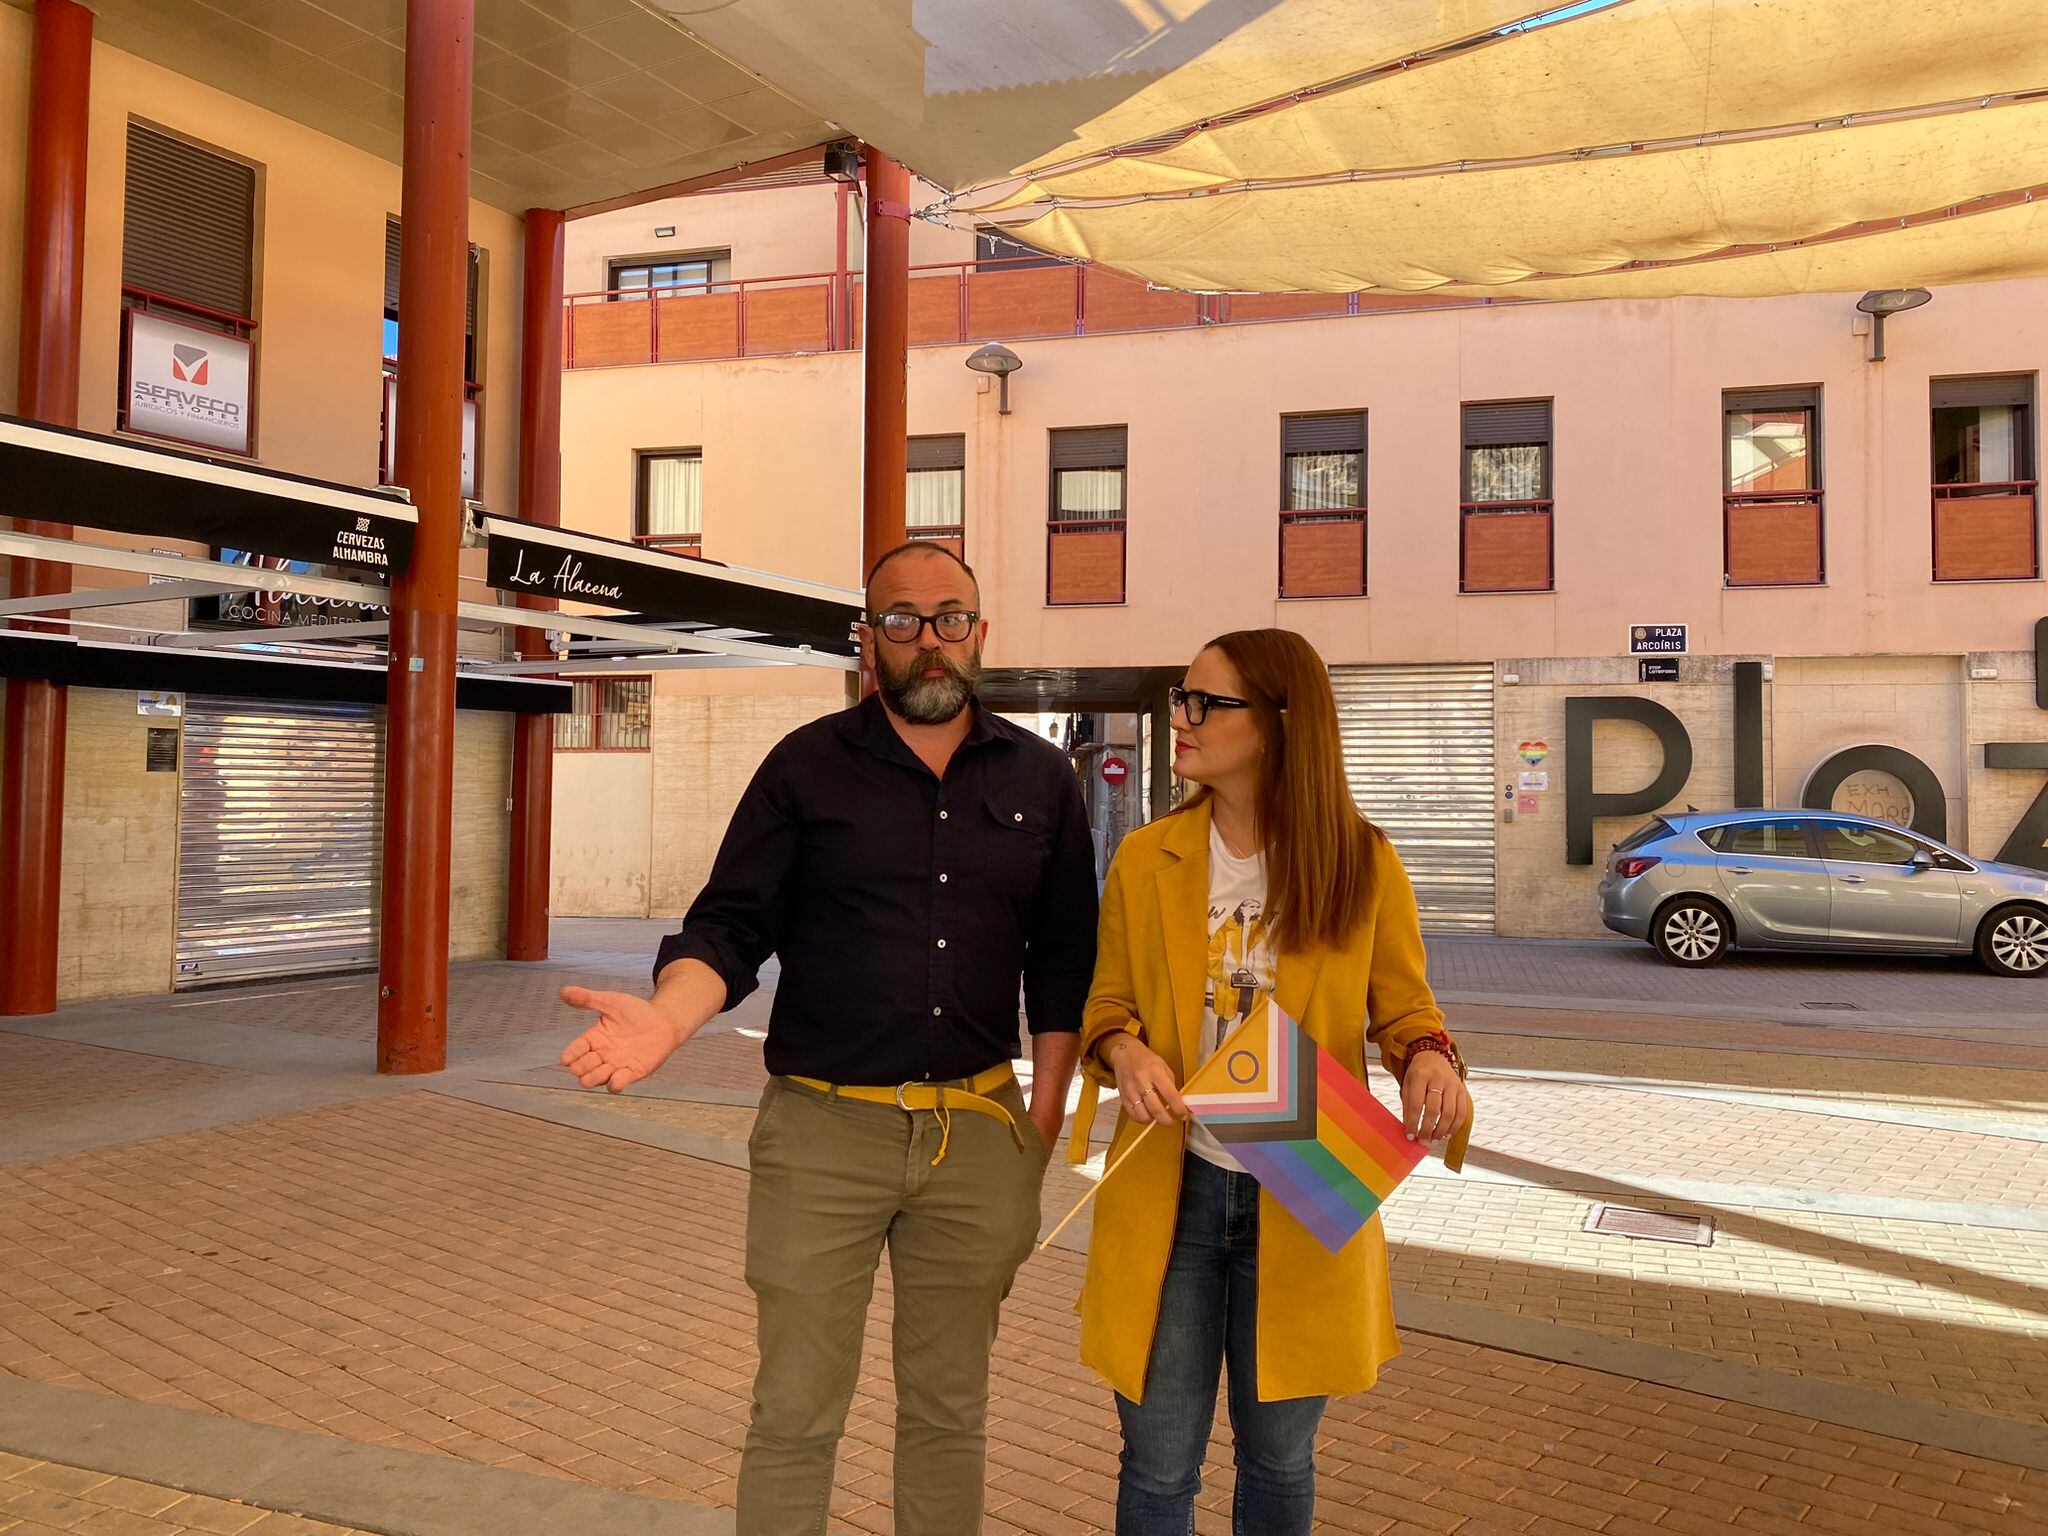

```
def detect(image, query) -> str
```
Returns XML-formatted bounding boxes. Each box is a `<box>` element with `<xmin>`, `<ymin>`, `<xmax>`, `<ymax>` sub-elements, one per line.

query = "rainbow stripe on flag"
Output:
<box><xmin>1181</xmin><ymin>1008</ymin><xmax>1426</xmax><ymax>1252</ymax></box>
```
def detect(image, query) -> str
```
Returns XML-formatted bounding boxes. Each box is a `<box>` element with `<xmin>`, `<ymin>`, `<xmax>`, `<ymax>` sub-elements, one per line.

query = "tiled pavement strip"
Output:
<box><xmin>0</xmin><ymin>1450</ymin><xmax>376</xmax><ymax>1536</ymax></box>
<box><xmin>0</xmin><ymin>923</ymin><xmax>2040</xmax><ymax>1534</ymax></box>
<box><xmin>548</xmin><ymin>1046</ymin><xmax>2048</xmax><ymax>1427</ymax></box>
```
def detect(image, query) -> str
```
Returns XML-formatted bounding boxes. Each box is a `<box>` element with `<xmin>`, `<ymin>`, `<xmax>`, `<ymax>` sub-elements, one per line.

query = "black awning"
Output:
<box><xmin>0</xmin><ymin>414</ymin><xmax>415</xmax><ymax>576</ymax></box>
<box><xmin>481</xmin><ymin>516</ymin><xmax>860</xmax><ymax>657</ymax></box>
<box><xmin>0</xmin><ymin>631</ymin><xmax>568</xmax><ymax>714</ymax></box>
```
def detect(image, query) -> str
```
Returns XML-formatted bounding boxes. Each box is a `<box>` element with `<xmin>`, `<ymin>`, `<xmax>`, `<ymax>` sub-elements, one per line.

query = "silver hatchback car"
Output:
<box><xmin>1597</xmin><ymin>809</ymin><xmax>2048</xmax><ymax>976</ymax></box>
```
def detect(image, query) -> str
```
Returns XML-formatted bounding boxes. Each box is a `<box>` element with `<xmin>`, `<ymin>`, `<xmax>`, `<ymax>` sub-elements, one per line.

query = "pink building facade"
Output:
<box><xmin>554</xmin><ymin>183</ymin><xmax>2048</xmax><ymax>939</ymax></box>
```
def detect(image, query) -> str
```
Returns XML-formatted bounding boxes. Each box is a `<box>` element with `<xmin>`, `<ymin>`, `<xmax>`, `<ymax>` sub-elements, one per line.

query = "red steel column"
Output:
<box><xmin>2</xmin><ymin>0</ymin><xmax>92</xmax><ymax>1018</ymax></box>
<box><xmin>861</xmin><ymin>150</ymin><xmax>911</xmax><ymax>571</ymax></box>
<box><xmin>377</xmin><ymin>0</ymin><xmax>473</xmax><ymax>1073</ymax></box>
<box><xmin>506</xmin><ymin>208</ymin><xmax>563</xmax><ymax>963</ymax></box>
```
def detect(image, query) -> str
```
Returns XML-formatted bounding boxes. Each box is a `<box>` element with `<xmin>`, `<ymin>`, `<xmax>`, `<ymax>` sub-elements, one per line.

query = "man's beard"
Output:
<box><xmin>877</xmin><ymin>644</ymin><xmax>981</xmax><ymax>725</ymax></box>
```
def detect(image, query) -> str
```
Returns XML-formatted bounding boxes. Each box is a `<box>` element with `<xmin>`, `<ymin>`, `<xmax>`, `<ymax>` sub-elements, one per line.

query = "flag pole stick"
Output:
<box><xmin>1037</xmin><ymin>1121</ymin><xmax>1158</xmax><ymax>1253</ymax></box>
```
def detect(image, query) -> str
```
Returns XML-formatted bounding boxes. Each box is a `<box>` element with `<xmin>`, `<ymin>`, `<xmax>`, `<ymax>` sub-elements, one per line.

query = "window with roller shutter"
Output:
<box><xmin>635</xmin><ymin>450</ymin><xmax>703</xmax><ymax>556</ymax></box>
<box><xmin>381</xmin><ymin>218</ymin><xmax>486</xmax><ymax>498</ymax></box>
<box><xmin>119</xmin><ymin>123</ymin><xmax>259</xmax><ymax>453</ymax></box>
<box><xmin>1723</xmin><ymin>385</ymin><xmax>1825</xmax><ymax>588</ymax></box>
<box><xmin>1931</xmin><ymin>374</ymin><xmax>2038</xmax><ymax>582</ymax></box>
<box><xmin>907</xmin><ymin>435</ymin><xmax>967</xmax><ymax>560</ymax></box>
<box><xmin>1048</xmin><ymin>427</ymin><xmax>1128</xmax><ymax>605</ymax></box>
<box><xmin>1460</xmin><ymin>400</ymin><xmax>1553</xmax><ymax>593</ymax></box>
<box><xmin>1280</xmin><ymin>411</ymin><xmax>1367</xmax><ymax>598</ymax></box>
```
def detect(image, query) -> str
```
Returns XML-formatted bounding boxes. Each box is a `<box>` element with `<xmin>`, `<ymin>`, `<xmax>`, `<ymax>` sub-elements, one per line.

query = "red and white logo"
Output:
<box><xmin>170</xmin><ymin>343</ymin><xmax>210</xmax><ymax>386</ymax></box>
<box><xmin>1102</xmin><ymin>756</ymin><xmax>1129</xmax><ymax>785</ymax></box>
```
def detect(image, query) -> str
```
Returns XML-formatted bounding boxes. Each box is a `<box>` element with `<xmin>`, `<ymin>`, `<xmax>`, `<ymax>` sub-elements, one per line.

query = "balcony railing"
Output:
<box><xmin>907</xmin><ymin>524</ymin><xmax>965</xmax><ymax>561</ymax></box>
<box><xmin>1932</xmin><ymin>481</ymin><xmax>2039</xmax><ymax>582</ymax></box>
<box><xmin>1724</xmin><ymin>488</ymin><xmax>1825</xmax><ymax>587</ymax></box>
<box><xmin>1459</xmin><ymin>500</ymin><xmax>1554</xmax><ymax>593</ymax></box>
<box><xmin>565</xmin><ymin>271</ymin><xmax>848</xmax><ymax>368</ymax></box>
<box><xmin>121</xmin><ymin>284</ymin><xmax>257</xmax><ymax>338</ymax></box>
<box><xmin>1279</xmin><ymin>509</ymin><xmax>1367</xmax><ymax>598</ymax></box>
<box><xmin>564</xmin><ymin>258</ymin><xmax>1490</xmax><ymax>369</ymax></box>
<box><xmin>1047</xmin><ymin>518</ymin><xmax>1127</xmax><ymax>606</ymax></box>
<box><xmin>633</xmin><ymin>530</ymin><xmax>703</xmax><ymax>558</ymax></box>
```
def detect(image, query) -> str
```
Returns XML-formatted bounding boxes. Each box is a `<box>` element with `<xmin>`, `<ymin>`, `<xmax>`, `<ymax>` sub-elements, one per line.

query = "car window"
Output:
<box><xmin>1615</xmin><ymin>818</ymin><xmax>1670</xmax><ymax>854</ymax></box>
<box><xmin>1718</xmin><ymin>820</ymin><xmax>1814</xmax><ymax>859</ymax></box>
<box><xmin>1814</xmin><ymin>821</ymin><xmax>1918</xmax><ymax>865</ymax></box>
<box><xmin>1697</xmin><ymin>824</ymin><xmax>1728</xmax><ymax>851</ymax></box>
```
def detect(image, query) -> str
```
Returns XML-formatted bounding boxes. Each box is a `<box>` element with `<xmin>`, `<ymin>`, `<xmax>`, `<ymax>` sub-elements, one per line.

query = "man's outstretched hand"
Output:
<box><xmin>559</xmin><ymin>986</ymin><xmax>685</xmax><ymax>1093</ymax></box>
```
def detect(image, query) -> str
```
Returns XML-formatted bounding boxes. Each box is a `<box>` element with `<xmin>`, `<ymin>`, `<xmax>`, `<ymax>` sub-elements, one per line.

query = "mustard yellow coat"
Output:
<box><xmin>1070</xmin><ymin>802</ymin><xmax>1469</xmax><ymax>1404</ymax></box>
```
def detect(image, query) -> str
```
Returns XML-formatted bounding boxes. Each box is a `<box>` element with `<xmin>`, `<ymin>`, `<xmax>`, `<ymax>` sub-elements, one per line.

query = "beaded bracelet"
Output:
<box><xmin>1399</xmin><ymin>1032</ymin><xmax>1460</xmax><ymax>1081</ymax></box>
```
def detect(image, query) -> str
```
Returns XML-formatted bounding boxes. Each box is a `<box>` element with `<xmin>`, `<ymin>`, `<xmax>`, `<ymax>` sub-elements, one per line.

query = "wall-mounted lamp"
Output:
<box><xmin>823</xmin><ymin>141</ymin><xmax>861</xmax><ymax>183</ymax></box>
<box><xmin>965</xmin><ymin>342</ymin><xmax>1022</xmax><ymax>414</ymax></box>
<box><xmin>1855</xmin><ymin>288</ymin><xmax>1931</xmax><ymax>362</ymax></box>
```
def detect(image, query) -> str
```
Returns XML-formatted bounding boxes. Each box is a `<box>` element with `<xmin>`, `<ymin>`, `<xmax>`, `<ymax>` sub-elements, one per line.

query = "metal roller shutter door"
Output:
<box><xmin>176</xmin><ymin>698</ymin><xmax>385</xmax><ymax>986</ymax></box>
<box><xmin>1331</xmin><ymin>664</ymin><xmax>1496</xmax><ymax>932</ymax></box>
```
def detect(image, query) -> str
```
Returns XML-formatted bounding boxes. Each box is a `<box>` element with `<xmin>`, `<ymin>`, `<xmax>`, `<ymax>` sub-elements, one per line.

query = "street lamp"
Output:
<box><xmin>965</xmin><ymin>341</ymin><xmax>1022</xmax><ymax>414</ymax></box>
<box><xmin>1855</xmin><ymin>288</ymin><xmax>1931</xmax><ymax>363</ymax></box>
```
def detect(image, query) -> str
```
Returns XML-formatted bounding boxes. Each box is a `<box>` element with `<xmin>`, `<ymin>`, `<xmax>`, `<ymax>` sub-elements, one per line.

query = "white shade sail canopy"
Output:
<box><xmin>663</xmin><ymin>0</ymin><xmax>2048</xmax><ymax>297</ymax></box>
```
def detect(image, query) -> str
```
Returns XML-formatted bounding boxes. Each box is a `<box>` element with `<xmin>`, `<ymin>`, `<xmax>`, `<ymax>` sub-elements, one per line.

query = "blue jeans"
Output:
<box><xmin>1114</xmin><ymin>1154</ymin><xmax>1327</xmax><ymax>1535</ymax></box>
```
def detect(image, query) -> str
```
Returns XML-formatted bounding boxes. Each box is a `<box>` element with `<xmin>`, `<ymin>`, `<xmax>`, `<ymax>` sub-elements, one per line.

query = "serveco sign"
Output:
<box><xmin>124</xmin><ymin>310</ymin><xmax>252</xmax><ymax>455</ymax></box>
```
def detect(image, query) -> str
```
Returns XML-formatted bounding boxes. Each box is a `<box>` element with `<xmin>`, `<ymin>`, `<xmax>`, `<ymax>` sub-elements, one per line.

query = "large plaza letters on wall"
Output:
<box><xmin>1564</xmin><ymin>625</ymin><xmax>2048</xmax><ymax>872</ymax></box>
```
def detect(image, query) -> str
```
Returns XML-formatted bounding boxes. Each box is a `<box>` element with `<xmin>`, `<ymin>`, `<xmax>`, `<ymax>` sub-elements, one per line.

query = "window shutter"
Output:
<box><xmin>1724</xmin><ymin>385</ymin><xmax>1820</xmax><ymax>414</ymax></box>
<box><xmin>907</xmin><ymin>434</ymin><xmax>966</xmax><ymax>472</ymax></box>
<box><xmin>1932</xmin><ymin>374</ymin><xmax>2032</xmax><ymax>409</ymax></box>
<box><xmin>1049</xmin><ymin>425</ymin><xmax>1128</xmax><ymax>469</ymax></box>
<box><xmin>122</xmin><ymin>124</ymin><xmax>255</xmax><ymax>318</ymax></box>
<box><xmin>1282</xmin><ymin>412</ymin><xmax>1365</xmax><ymax>455</ymax></box>
<box><xmin>385</xmin><ymin>219</ymin><xmax>479</xmax><ymax>337</ymax></box>
<box><xmin>383</xmin><ymin>219</ymin><xmax>403</xmax><ymax>314</ymax></box>
<box><xmin>1462</xmin><ymin>400</ymin><xmax>1552</xmax><ymax>447</ymax></box>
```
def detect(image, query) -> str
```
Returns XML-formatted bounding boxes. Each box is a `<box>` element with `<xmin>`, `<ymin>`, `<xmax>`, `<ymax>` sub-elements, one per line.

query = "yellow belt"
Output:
<box><xmin>786</xmin><ymin>1062</ymin><xmax>1020</xmax><ymax>1165</ymax></box>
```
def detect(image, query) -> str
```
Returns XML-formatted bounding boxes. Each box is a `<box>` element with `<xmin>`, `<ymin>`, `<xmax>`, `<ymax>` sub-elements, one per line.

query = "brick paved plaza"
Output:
<box><xmin>2</xmin><ymin>922</ymin><xmax>2043</xmax><ymax>1535</ymax></box>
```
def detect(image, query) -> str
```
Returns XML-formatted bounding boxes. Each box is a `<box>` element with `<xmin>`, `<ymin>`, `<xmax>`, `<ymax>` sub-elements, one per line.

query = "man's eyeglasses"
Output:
<box><xmin>870</xmin><ymin>609</ymin><xmax>979</xmax><ymax>644</ymax></box>
<box><xmin>1169</xmin><ymin>685</ymin><xmax>1251</xmax><ymax>726</ymax></box>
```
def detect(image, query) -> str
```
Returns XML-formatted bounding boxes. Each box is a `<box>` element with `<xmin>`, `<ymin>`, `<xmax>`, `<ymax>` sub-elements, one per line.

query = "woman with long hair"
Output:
<box><xmin>1068</xmin><ymin>628</ymin><xmax>1474</xmax><ymax>1534</ymax></box>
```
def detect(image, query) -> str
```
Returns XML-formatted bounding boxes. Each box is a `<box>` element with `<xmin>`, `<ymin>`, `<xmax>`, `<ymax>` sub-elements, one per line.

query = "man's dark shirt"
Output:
<box><xmin>656</xmin><ymin>694</ymin><xmax>1099</xmax><ymax>1085</ymax></box>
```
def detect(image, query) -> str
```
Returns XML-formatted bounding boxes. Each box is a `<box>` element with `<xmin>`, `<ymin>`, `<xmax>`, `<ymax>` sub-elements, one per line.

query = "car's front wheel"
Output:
<box><xmin>1652</xmin><ymin>897</ymin><xmax>1731</xmax><ymax>967</ymax></box>
<box><xmin>1977</xmin><ymin>905</ymin><xmax>2048</xmax><ymax>978</ymax></box>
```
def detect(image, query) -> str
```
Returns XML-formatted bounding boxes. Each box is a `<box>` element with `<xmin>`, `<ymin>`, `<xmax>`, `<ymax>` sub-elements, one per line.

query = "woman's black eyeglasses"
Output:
<box><xmin>870</xmin><ymin>610</ymin><xmax>979</xmax><ymax>644</ymax></box>
<box><xmin>1169</xmin><ymin>685</ymin><xmax>1251</xmax><ymax>726</ymax></box>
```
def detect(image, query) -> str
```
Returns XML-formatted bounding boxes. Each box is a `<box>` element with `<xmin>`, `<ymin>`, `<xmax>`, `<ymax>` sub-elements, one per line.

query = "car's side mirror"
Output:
<box><xmin>1910</xmin><ymin>849</ymin><xmax>1935</xmax><ymax>871</ymax></box>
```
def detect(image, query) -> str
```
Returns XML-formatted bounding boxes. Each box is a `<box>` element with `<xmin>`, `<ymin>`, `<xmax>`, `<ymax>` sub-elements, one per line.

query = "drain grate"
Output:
<box><xmin>1585</xmin><ymin>1204</ymin><xmax>1715</xmax><ymax>1246</ymax></box>
<box><xmin>1801</xmin><ymin>1001</ymin><xmax>1861</xmax><ymax>1011</ymax></box>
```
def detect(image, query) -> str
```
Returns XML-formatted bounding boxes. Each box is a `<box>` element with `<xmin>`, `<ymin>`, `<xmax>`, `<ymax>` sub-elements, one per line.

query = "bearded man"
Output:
<box><xmin>559</xmin><ymin>541</ymin><xmax>1098</xmax><ymax>1535</ymax></box>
